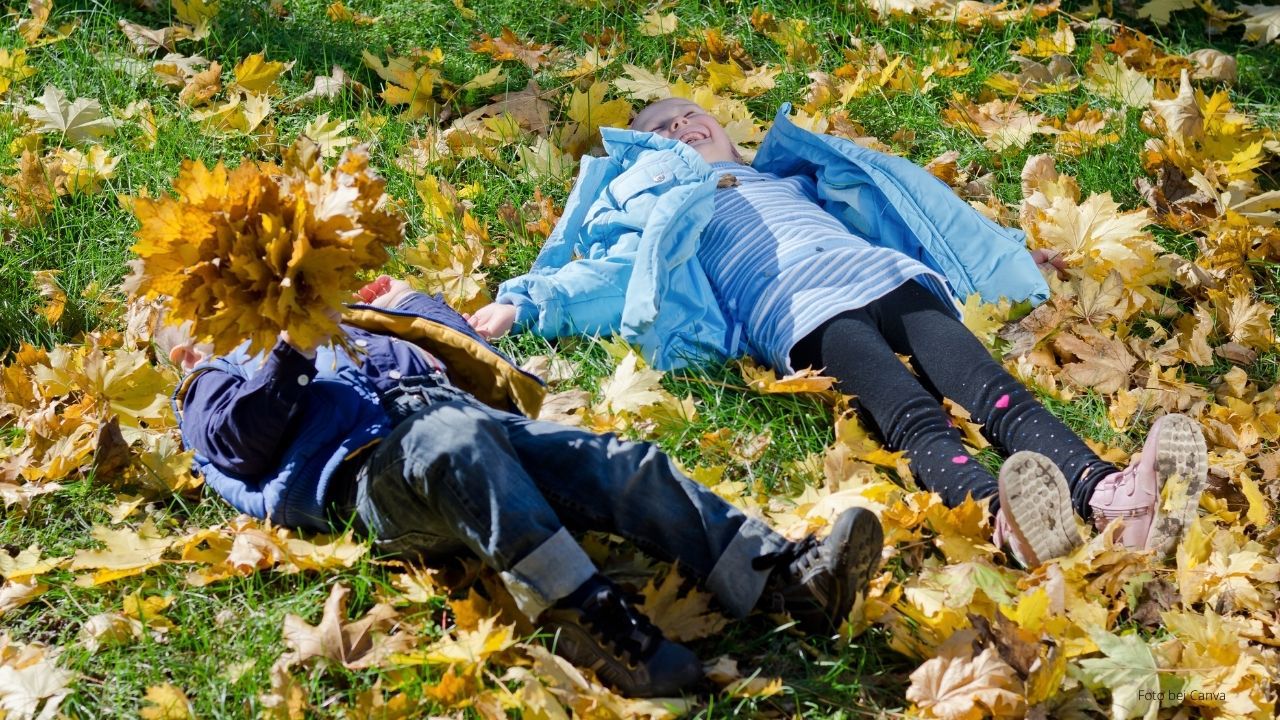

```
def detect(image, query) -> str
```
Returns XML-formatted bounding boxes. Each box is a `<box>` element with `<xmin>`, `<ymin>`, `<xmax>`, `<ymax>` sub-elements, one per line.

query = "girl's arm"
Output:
<box><xmin>470</xmin><ymin>248</ymin><xmax>637</xmax><ymax>340</ymax></box>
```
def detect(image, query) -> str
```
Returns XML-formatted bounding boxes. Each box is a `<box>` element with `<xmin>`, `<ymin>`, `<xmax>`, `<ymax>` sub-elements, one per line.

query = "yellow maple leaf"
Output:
<box><xmin>51</xmin><ymin>145</ymin><xmax>119</xmax><ymax>195</ymax></box>
<box><xmin>172</xmin><ymin>0</ymin><xmax>220</xmax><ymax>39</ymax></box>
<box><xmin>738</xmin><ymin>356</ymin><xmax>837</xmax><ymax>395</ymax></box>
<box><xmin>1083</xmin><ymin>52</ymin><xmax>1154</xmax><ymax>108</ymax></box>
<box><xmin>1016</xmin><ymin>20</ymin><xmax>1076</xmax><ymax>57</ymax></box>
<box><xmin>231</xmin><ymin>52</ymin><xmax>294</xmax><ymax>96</ymax></box>
<box><xmin>361</xmin><ymin>50</ymin><xmax>439</xmax><ymax>120</ymax></box>
<box><xmin>596</xmin><ymin>351</ymin><xmax>668</xmax><ymax>415</ymax></box>
<box><xmin>69</xmin><ymin>518</ymin><xmax>173</xmax><ymax>586</ymax></box>
<box><xmin>0</xmin><ymin>49</ymin><xmax>36</xmax><ymax>97</ymax></box>
<box><xmin>189</xmin><ymin>91</ymin><xmax>272</xmax><ymax>135</ymax></box>
<box><xmin>560</xmin><ymin>80</ymin><xmax>632</xmax><ymax>157</ymax></box>
<box><xmin>394</xmin><ymin>615</ymin><xmax>515</xmax><ymax>670</ymax></box>
<box><xmin>639</xmin><ymin>568</ymin><xmax>729</xmax><ymax>641</ymax></box>
<box><xmin>0</xmin><ymin>544</ymin><xmax>66</xmax><ymax>583</ymax></box>
<box><xmin>300</xmin><ymin>112</ymin><xmax>355</xmax><ymax>158</ymax></box>
<box><xmin>139</xmin><ymin>684</ymin><xmax>192</xmax><ymax>720</ymax></box>
<box><xmin>612</xmin><ymin>63</ymin><xmax>672</xmax><ymax>101</ymax></box>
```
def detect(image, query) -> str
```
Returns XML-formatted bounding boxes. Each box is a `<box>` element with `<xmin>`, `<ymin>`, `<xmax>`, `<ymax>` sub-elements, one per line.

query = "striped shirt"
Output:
<box><xmin>699</xmin><ymin>163</ymin><xmax>949</xmax><ymax>371</ymax></box>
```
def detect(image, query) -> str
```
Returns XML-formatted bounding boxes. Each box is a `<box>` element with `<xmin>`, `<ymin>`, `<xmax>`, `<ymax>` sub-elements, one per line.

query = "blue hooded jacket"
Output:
<box><xmin>497</xmin><ymin>103</ymin><xmax>1049</xmax><ymax>371</ymax></box>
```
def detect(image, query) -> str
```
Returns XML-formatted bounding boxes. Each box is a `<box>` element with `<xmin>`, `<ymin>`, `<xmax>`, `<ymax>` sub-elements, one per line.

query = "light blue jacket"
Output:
<box><xmin>497</xmin><ymin>103</ymin><xmax>1048</xmax><ymax>371</ymax></box>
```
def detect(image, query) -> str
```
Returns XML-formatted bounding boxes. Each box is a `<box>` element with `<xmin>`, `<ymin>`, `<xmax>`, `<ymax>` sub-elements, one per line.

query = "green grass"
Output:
<box><xmin>1</xmin><ymin>0</ymin><xmax>1277</xmax><ymax>717</ymax></box>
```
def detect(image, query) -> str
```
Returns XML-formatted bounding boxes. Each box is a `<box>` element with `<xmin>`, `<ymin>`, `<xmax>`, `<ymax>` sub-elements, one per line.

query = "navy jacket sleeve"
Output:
<box><xmin>181</xmin><ymin>341</ymin><xmax>318</xmax><ymax>477</ymax></box>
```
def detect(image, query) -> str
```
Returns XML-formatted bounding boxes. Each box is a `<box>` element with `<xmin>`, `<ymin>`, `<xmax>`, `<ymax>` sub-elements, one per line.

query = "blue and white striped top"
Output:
<box><xmin>699</xmin><ymin>163</ymin><xmax>950</xmax><ymax>372</ymax></box>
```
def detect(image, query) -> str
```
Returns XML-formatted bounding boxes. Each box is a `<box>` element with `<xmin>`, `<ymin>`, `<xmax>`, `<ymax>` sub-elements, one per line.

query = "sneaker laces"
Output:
<box><xmin>752</xmin><ymin>538</ymin><xmax>817</xmax><ymax>611</ymax></box>
<box><xmin>576</xmin><ymin>584</ymin><xmax>662</xmax><ymax>665</ymax></box>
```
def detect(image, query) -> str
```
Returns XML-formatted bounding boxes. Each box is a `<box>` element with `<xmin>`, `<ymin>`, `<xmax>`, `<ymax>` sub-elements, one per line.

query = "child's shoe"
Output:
<box><xmin>994</xmin><ymin>451</ymin><xmax>1082</xmax><ymax>566</ymax></box>
<box><xmin>757</xmin><ymin>507</ymin><xmax>883</xmax><ymax>636</ymax></box>
<box><xmin>540</xmin><ymin>574</ymin><xmax>702</xmax><ymax>697</ymax></box>
<box><xmin>1088</xmin><ymin>413</ymin><xmax>1207</xmax><ymax>559</ymax></box>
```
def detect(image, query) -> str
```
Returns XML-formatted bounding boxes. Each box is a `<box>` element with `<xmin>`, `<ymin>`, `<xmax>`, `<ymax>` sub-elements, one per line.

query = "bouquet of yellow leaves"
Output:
<box><xmin>127</xmin><ymin>139</ymin><xmax>403</xmax><ymax>356</ymax></box>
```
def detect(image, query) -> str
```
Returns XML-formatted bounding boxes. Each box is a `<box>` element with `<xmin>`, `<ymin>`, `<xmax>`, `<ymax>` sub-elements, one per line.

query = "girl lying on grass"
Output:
<box><xmin>467</xmin><ymin>97</ymin><xmax>1209</xmax><ymax>568</ymax></box>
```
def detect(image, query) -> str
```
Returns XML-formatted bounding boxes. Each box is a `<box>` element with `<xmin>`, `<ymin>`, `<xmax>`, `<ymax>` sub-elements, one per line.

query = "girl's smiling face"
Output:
<box><xmin>631</xmin><ymin>99</ymin><xmax>742</xmax><ymax>164</ymax></box>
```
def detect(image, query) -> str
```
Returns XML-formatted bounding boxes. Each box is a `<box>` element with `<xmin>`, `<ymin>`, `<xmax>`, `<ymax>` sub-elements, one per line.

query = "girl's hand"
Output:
<box><xmin>1030</xmin><ymin>249</ymin><xmax>1069</xmax><ymax>279</ymax></box>
<box><xmin>468</xmin><ymin>302</ymin><xmax>518</xmax><ymax>340</ymax></box>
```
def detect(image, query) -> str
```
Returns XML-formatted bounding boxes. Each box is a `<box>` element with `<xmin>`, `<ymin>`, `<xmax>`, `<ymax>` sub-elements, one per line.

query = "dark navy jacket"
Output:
<box><xmin>173</xmin><ymin>292</ymin><xmax>544</xmax><ymax>532</ymax></box>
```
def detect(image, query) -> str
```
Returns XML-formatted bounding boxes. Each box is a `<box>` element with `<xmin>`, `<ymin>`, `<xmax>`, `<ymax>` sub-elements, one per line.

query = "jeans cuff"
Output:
<box><xmin>706</xmin><ymin>517</ymin><xmax>790</xmax><ymax>618</ymax></box>
<box><xmin>500</xmin><ymin>527</ymin><xmax>598</xmax><ymax>620</ymax></box>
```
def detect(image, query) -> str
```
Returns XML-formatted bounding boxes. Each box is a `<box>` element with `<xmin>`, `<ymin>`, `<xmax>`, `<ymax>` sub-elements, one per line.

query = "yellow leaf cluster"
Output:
<box><xmin>128</xmin><ymin>140</ymin><xmax>403</xmax><ymax>356</ymax></box>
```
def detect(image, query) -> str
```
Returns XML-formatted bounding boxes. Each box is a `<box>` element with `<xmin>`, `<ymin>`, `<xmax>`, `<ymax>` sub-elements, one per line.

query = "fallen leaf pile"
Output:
<box><xmin>1</xmin><ymin>0</ymin><xmax>1279</xmax><ymax>716</ymax></box>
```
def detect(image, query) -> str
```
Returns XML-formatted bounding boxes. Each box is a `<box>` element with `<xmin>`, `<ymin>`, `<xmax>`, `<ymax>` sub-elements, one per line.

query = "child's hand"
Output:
<box><xmin>468</xmin><ymin>302</ymin><xmax>518</xmax><ymax>340</ymax></box>
<box><xmin>356</xmin><ymin>275</ymin><xmax>415</xmax><ymax>308</ymax></box>
<box><xmin>1030</xmin><ymin>249</ymin><xmax>1069</xmax><ymax>279</ymax></box>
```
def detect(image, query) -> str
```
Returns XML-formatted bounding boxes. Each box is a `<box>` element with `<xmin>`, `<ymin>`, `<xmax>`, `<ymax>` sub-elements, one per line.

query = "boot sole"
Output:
<box><xmin>998</xmin><ymin>451</ymin><xmax>1082</xmax><ymax>566</ymax></box>
<box><xmin>1144</xmin><ymin>415</ymin><xmax>1208</xmax><ymax>559</ymax></box>
<box><xmin>842</xmin><ymin>508</ymin><xmax>884</xmax><ymax>615</ymax></box>
<box><xmin>819</xmin><ymin>507</ymin><xmax>884</xmax><ymax>635</ymax></box>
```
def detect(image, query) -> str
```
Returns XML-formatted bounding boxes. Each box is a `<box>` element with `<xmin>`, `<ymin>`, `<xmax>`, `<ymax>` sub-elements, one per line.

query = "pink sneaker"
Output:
<box><xmin>993</xmin><ymin>451</ymin><xmax>1082</xmax><ymax>567</ymax></box>
<box><xmin>1088</xmin><ymin>413</ymin><xmax>1207</xmax><ymax>558</ymax></box>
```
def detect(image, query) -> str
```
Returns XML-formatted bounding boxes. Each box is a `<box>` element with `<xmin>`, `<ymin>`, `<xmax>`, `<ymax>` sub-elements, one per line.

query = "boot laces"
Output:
<box><xmin>577</xmin><ymin>584</ymin><xmax>662</xmax><ymax>665</ymax></box>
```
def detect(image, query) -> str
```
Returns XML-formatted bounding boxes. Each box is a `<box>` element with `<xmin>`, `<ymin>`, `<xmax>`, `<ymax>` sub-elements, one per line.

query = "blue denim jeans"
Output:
<box><xmin>352</xmin><ymin>381</ymin><xmax>788</xmax><ymax>619</ymax></box>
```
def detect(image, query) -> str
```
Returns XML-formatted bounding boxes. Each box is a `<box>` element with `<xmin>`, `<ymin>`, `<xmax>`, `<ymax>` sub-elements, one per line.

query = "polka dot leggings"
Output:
<box><xmin>789</xmin><ymin>280</ymin><xmax>1118</xmax><ymax>518</ymax></box>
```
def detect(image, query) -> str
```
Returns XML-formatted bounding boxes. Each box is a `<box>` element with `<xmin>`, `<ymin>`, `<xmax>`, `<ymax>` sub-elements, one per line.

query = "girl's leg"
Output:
<box><xmin>790</xmin><ymin>305</ymin><xmax>1001</xmax><ymax>511</ymax></box>
<box><xmin>858</xmin><ymin>281</ymin><xmax>1119</xmax><ymax>519</ymax></box>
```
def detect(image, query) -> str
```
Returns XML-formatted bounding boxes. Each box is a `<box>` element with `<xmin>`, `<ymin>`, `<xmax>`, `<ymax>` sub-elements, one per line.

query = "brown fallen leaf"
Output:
<box><xmin>280</xmin><ymin>583</ymin><xmax>413</xmax><ymax>670</ymax></box>
<box><xmin>471</xmin><ymin>28</ymin><xmax>560</xmax><ymax>70</ymax></box>
<box><xmin>117</xmin><ymin>19</ymin><xmax>181</xmax><ymax>55</ymax></box>
<box><xmin>906</xmin><ymin>631</ymin><xmax>1026</xmax><ymax>719</ymax></box>
<box><xmin>177</xmin><ymin>60</ymin><xmax>221</xmax><ymax>107</ymax></box>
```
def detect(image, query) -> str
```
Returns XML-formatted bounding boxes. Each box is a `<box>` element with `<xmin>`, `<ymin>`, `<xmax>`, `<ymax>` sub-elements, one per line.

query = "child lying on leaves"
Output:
<box><xmin>468</xmin><ymin>98</ymin><xmax>1210</xmax><ymax>569</ymax></box>
<box><xmin>160</xmin><ymin>276</ymin><xmax>883</xmax><ymax>698</ymax></box>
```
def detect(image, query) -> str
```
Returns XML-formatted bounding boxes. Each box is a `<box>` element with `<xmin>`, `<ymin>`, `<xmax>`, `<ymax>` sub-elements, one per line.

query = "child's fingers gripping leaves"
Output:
<box><xmin>1030</xmin><ymin>249</ymin><xmax>1069</xmax><ymax>280</ymax></box>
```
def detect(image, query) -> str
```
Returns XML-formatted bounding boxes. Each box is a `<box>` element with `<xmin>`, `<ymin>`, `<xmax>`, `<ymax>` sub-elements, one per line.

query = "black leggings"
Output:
<box><xmin>790</xmin><ymin>281</ymin><xmax>1117</xmax><ymax>518</ymax></box>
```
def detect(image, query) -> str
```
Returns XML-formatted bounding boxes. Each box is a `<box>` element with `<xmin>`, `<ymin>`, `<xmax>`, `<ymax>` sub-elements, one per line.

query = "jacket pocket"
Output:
<box><xmin>606</xmin><ymin>156</ymin><xmax>682</xmax><ymax>207</ymax></box>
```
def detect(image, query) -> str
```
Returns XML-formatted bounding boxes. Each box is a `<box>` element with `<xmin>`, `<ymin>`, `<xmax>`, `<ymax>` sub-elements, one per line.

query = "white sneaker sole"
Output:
<box><xmin>998</xmin><ymin>451</ymin><xmax>1082</xmax><ymax>566</ymax></box>
<box><xmin>1144</xmin><ymin>414</ymin><xmax>1208</xmax><ymax>559</ymax></box>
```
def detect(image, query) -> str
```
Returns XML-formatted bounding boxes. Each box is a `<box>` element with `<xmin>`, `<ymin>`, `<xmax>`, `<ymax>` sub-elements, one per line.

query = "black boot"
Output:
<box><xmin>540</xmin><ymin>575</ymin><xmax>703</xmax><ymax>697</ymax></box>
<box><xmin>756</xmin><ymin>507</ymin><xmax>884</xmax><ymax>636</ymax></box>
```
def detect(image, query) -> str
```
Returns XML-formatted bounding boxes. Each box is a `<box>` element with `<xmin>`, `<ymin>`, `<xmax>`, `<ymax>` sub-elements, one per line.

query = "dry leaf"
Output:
<box><xmin>29</xmin><ymin>270</ymin><xmax>65</xmax><ymax>324</ymax></box>
<box><xmin>471</xmin><ymin>28</ymin><xmax>559</xmax><ymax>70</ymax></box>
<box><xmin>906</xmin><ymin>633</ymin><xmax>1025</xmax><ymax>719</ymax></box>
<box><xmin>280</xmin><ymin>583</ymin><xmax>412</xmax><ymax>669</ymax></box>
<box><xmin>293</xmin><ymin>65</ymin><xmax>368</xmax><ymax>105</ymax></box>
<box><xmin>23</xmin><ymin>85</ymin><xmax>122</xmax><ymax>145</ymax></box>
<box><xmin>639</xmin><ymin>568</ymin><xmax>728</xmax><ymax>642</ymax></box>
